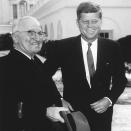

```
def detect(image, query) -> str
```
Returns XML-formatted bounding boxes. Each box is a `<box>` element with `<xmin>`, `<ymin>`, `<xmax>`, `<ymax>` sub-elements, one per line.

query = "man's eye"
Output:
<box><xmin>92</xmin><ymin>20</ymin><xmax>99</xmax><ymax>24</ymax></box>
<box><xmin>84</xmin><ymin>21</ymin><xmax>89</xmax><ymax>24</ymax></box>
<box><xmin>38</xmin><ymin>32</ymin><xmax>44</xmax><ymax>35</ymax></box>
<box><xmin>28</xmin><ymin>31</ymin><xmax>35</xmax><ymax>35</ymax></box>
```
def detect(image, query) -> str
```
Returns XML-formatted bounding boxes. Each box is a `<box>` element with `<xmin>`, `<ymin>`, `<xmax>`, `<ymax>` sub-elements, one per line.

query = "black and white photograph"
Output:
<box><xmin>0</xmin><ymin>0</ymin><xmax>131</xmax><ymax>131</ymax></box>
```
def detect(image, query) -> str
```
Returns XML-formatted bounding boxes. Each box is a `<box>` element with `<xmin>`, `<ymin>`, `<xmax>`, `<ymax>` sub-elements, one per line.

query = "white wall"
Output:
<box><xmin>39</xmin><ymin>8</ymin><xmax>79</xmax><ymax>39</ymax></box>
<box><xmin>101</xmin><ymin>7</ymin><xmax>131</xmax><ymax>39</ymax></box>
<box><xmin>0</xmin><ymin>25</ymin><xmax>12</xmax><ymax>34</ymax></box>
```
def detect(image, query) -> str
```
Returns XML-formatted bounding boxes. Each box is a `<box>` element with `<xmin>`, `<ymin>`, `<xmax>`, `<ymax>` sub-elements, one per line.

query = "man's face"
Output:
<box><xmin>77</xmin><ymin>12</ymin><xmax>102</xmax><ymax>41</ymax></box>
<box><xmin>16</xmin><ymin>19</ymin><xmax>44</xmax><ymax>56</ymax></box>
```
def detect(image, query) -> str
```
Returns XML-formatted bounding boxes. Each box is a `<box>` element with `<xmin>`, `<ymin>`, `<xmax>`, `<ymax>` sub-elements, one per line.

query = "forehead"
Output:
<box><xmin>14</xmin><ymin>17</ymin><xmax>42</xmax><ymax>32</ymax></box>
<box><xmin>24</xmin><ymin>18</ymin><xmax>41</xmax><ymax>31</ymax></box>
<box><xmin>80</xmin><ymin>12</ymin><xmax>101</xmax><ymax>20</ymax></box>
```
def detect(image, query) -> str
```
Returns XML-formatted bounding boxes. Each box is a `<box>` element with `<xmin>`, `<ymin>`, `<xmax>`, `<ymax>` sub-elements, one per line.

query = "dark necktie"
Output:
<box><xmin>31</xmin><ymin>55</ymin><xmax>42</xmax><ymax>65</ymax></box>
<box><xmin>31</xmin><ymin>56</ymin><xmax>43</xmax><ymax>73</ymax></box>
<box><xmin>87</xmin><ymin>43</ymin><xmax>95</xmax><ymax>78</ymax></box>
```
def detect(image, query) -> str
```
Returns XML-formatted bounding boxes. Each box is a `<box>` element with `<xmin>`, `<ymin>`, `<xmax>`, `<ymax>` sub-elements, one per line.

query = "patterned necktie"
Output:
<box><xmin>87</xmin><ymin>42</ymin><xmax>95</xmax><ymax>78</ymax></box>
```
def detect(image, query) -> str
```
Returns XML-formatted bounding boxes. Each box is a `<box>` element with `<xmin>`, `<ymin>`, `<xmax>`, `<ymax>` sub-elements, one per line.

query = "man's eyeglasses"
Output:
<box><xmin>27</xmin><ymin>30</ymin><xmax>46</xmax><ymax>38</ymax></box>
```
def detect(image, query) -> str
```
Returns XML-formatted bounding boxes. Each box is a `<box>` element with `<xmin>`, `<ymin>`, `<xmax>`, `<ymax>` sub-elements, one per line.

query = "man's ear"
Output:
<box><xmin>76</xmin><ymin>19</ymin><xmax>79</xmax><ymax>28</ymax></box>
<box><xmin>12</xmin><ymin>32</ymin><xmax>19</xmax><ymax>43</ymax></box>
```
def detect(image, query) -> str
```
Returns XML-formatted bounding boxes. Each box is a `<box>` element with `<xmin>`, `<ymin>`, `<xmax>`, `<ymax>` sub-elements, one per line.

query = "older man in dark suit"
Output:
<box><xmin>0</xmin><ymin>16</ymin><xmax>68</xmax><ymax>131</ymax></box>
<box><xmin>40</xmin><ymin>2</ymin><xmax>127</xmax><ymax>131</ymax></box>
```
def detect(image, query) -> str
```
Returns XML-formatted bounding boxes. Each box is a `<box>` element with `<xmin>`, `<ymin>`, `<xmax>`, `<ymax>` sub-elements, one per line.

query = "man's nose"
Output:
<box><xmin>34</xmin><ymin>33</ymin><xmax>41</xmax><ymax>41</ymax></box>
<box><xmin>87</xmin><ymin>21</ymin><xmax>93</xmax><ymax>27</ymax></box>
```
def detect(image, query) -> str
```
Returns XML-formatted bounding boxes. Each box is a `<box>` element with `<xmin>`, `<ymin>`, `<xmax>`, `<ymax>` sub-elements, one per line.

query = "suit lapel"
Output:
<box><xmin>74</xmin><ymin>36</ymin><xmax>90</xmax><ymax>84</ymax></box>
<box><xmin>96</xmin><ymin>38</ymin><xmax>104</xmax><ymax>72</ymax></box>
<box><xmin>96</xmin><ymin>38</ymin><xmax>101</xmax><ymax>71</ymax></box>
<box><xmin>75</xmin><ymin>36</ymin><xmax>103</xmax><ymax>76</ymax></box>
<box><xmin>95</xmin><ymin>38</ymin><xmax>110</xmax><ymax>76</ymax></box>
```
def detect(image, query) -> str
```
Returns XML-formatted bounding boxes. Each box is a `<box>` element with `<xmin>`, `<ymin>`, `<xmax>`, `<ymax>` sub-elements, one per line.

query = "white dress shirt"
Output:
<box><xmin>81</xmin><ymin>37</ymin><xmax>112</xmax><ymax>105</ymax></box>
<box><xmin>81</xmin><ymin>37</ymin><xmax>97</xmax><ymax>87</ymax></box>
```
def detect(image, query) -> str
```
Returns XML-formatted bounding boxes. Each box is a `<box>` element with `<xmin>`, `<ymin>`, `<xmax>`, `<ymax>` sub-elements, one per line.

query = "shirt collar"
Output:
<box><xmin>81</xmin><ymin>37</ymin><xmax>98</xmax><ymax>48</ymax></box>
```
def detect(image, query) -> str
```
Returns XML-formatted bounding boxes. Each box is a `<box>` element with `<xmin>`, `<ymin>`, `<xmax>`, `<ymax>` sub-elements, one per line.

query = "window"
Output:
<box><xmin>30</xmin><ymin>4</ymin><xmax>33</xmax><ymax>9</ymax></box>
<box><xmin>99</xmin><ymin>30</ymin><xmax>113</xmax><ymax>39</ymax></box>
<box><xmin>19</xmin><ymin>0</ymin><xmax>27</xmax><ymax>17</ymax></box>
<box><xmin>44</xmin><ymin>25</ymin><xmax>48</xmax><ymax>37</ymax></box>
<box><xmin>13</xmin><ymin>4</ymin><xmax>18</xmax><ymax>19</ymax></box>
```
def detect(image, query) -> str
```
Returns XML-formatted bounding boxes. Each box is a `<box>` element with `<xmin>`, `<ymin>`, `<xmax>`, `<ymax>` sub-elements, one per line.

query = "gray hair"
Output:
<box><xmin>12</xmin><ymin>16</ymin><xmax>41</xmax><ymax>33</ymax></box>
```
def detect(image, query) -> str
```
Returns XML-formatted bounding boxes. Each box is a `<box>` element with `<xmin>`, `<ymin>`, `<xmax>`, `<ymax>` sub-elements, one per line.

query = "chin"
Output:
<box><xmin>33</xmin><ymin>48</ymin><xmax>41</xmax><ymax>52</ymax></box>
<box><xmin>87</xmin><ymin>33</ymin><xmax>98</xmax><ymax>39</ymax></box>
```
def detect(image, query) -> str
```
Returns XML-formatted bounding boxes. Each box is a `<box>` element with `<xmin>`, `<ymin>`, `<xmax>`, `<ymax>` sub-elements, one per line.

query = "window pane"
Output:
<box><xmin>105</xmin><ymin>33</ymin><xmax>109</xmax><ymax>38</ymax></box>
<box><xmin>13</xmin><ymin>4</ymin><xmax>17</xmax><ymax>19</ymax></box>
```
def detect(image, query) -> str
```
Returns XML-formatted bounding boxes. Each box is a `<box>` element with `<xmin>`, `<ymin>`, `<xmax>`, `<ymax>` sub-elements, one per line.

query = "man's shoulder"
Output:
<box><xmin>0</xmin><ymin>53</ymin><xmax>10</xmax><ymax>62</ymax></box>
<box><xmin>45</xmin><ymin>35</ymin><xmax>79</xmax><ymax>50</ymax></box>
<box><xmin>0</xmin><ymin>53</ymin><xmax>11</xmax><ymax>70</ymax></box>
<box><xmin>0</xmin><ymin>50</ymin><xmax>26</xmax><ymax>64</ymax></box>
<box><xmin>47</xmin><ymin>35</ymin><xmax>80</xmax><ymax>45</ymax></box>
<box><xmin>58</xmin><ymin>35</ymin><xmax>80</xmax><ymax>44</ymax></box>
<box><xmin>43</xmin><ymin>36</ymin><xmax>80</xmax><ymax>58</ymax></box>
<box><xmin>117</xmin><ymin>35</ymin><xmax>131</xmax><ymax>43</ymax></box>
<box><xmin>99</xmin><ymin>37</ymin><xmax>119</xmax><ymax>47</ymax></box>
<box><xmin>99</xmin><ymin>37</ymin><xmax>116</xmax><ymax>42</ymax></box>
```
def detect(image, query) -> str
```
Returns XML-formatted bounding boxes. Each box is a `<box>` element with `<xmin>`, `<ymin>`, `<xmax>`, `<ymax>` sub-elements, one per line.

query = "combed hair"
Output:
<box><xmin>77</xmin><ymin>2</ymin><xmax>102</xmax><ymax>20</ymax></box>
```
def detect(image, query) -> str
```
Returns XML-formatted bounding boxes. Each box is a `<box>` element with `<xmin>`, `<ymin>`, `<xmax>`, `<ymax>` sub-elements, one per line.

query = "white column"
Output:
<box><xmin>0</xmin><ymin>0</ymin><xmax>10</xmax><ymax>24</ymax></box>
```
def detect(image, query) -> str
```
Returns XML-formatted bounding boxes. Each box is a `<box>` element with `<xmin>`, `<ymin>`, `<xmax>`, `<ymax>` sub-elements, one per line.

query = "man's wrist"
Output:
<box><xmin>104</xmin><ymin>97</ymin><xmax>112</xmax><ymax>107</ymax></box>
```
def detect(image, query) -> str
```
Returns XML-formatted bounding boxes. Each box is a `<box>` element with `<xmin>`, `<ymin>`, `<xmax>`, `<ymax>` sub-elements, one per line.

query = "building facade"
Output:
<box><xmin>0</xmin><ymin>0</ymin><xmax>38</xmax><ymax>34</ymax></box>
<box><xmin>25</xmin><ymin>0</ymin><xmax>131</xmax><ymax>40</ymax></box>
<box><xmin>1</xmin><ymin>0</ymin><xmax>131</xmax><ymax>40</ymax></box>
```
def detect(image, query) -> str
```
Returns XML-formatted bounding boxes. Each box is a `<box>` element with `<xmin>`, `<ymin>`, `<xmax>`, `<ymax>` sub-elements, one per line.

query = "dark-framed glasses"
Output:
<box><xmin>27</xmin><ymin>30</ymin><xmax>46</xmax><ymax>38</ymax></box>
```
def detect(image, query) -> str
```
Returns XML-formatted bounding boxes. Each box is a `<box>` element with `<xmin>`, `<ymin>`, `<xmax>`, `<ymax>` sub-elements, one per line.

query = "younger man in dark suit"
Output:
<box><xmin>0</xmin><ymin>16</ymin><xmax>68</xmax><ymax>131</ymax></box>
<box><xmin>41</xmin><ymin>2</ymin><xmax>127</xmax><ymax>131</ymax></box>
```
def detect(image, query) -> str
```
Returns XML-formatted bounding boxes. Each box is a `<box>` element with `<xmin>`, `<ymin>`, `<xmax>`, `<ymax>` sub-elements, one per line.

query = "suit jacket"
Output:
<box><xmin>117</xmin><ymin>35</ymin><xmax>131</xmax><ymax>62</ymax></box>
<box><xmin>0</xmin><ymin>49</ymin><xmax>62</xmax><ymax>131</ymax></box>
<box><xmin>42</xmin><ymin>35</ymin><xmax>127</xmax><ymax>131</ymax></box>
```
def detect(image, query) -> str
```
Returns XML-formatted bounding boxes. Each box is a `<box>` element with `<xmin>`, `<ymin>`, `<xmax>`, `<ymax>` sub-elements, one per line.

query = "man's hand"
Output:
<box><xmin>61</xmin><ymin>98</ymin><xmax>74</xmax><ymax>112</ymax></box>
<box><xmin>46</xmin><ymin>107</ymin><xmax>69</xmax><ymax>123</ymax></box>
<box><xmin>90</xmin><ymin>97</ymin><xmax>111</xmax><ymax>113</ymax></box>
